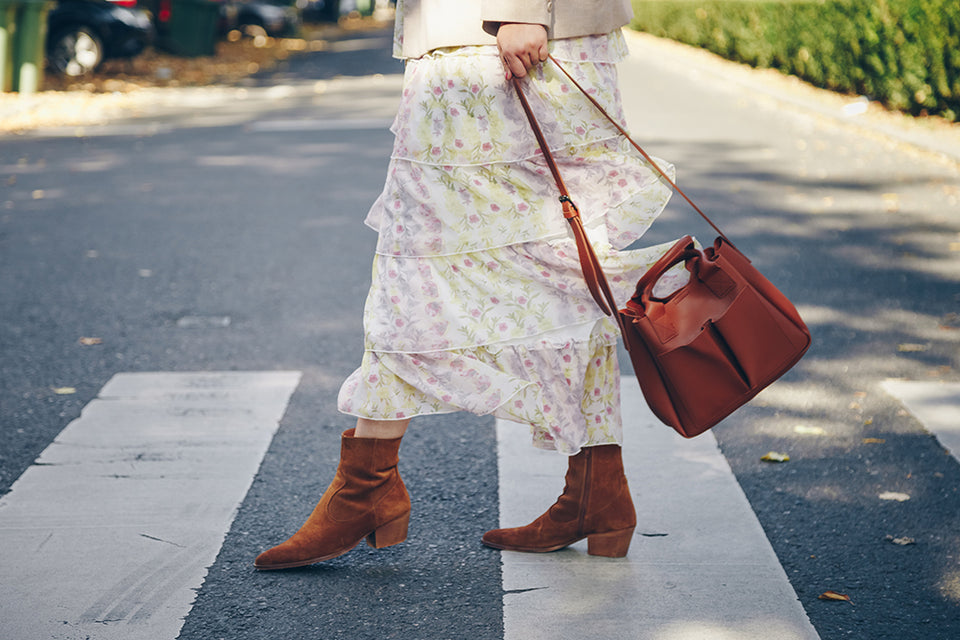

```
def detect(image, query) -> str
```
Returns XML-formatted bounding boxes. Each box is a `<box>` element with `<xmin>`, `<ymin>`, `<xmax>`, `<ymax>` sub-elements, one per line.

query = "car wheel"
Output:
<box><xmin>242</xmin><ymin>23</ymin><xmax>268</xmax><ymax>38</ymax></box>
<box><xmin>48</xmin><ymin>27</ymin><xmax>104</xmax><ymax>77</ymax></box>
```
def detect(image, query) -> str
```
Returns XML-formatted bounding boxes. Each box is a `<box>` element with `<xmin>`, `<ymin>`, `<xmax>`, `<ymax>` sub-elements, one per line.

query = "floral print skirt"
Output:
<box><xmin>337</xmin><ymin>31</ymin><xmax>683</xmax><ymax>454</ymax></box>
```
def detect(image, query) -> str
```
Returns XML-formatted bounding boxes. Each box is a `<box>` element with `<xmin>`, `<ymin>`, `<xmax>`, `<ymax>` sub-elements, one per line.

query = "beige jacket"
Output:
<box><xmin>397</xmin><ymin>0</ymin><xmax>634</xmax><ymax>59</ymax></box>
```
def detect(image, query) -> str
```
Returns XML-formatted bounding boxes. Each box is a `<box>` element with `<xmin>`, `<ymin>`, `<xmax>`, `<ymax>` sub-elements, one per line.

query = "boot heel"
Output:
<box><xmin>366</xmin><ymin>512</ymin><xmax>410</xmax><ymax>549</ymax></box>
<box><xmin>587</xmin><ymin>527</ymin><xmax>634</xmax><ymax>558</ymax></box>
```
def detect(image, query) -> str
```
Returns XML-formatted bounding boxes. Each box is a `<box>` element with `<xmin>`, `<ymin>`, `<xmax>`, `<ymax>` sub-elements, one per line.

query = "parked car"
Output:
<box><xmin>46</xmin><ymin>0</ymin><xmax>153</xmax><ymax>76</ymax></box>
<box><xmin>218</xmin><ymin>0</ymin><xmax>300</xmax><ymax>38</ymax></box>
<box><xmin>143</xmin><ymin>0</ymin><xmax>298</xmax><ymax>44</ymax></box>
<box><xmin>297</xmin><ymin>0</ymin><xmax>337</xmax><ymax>23</ymax></box>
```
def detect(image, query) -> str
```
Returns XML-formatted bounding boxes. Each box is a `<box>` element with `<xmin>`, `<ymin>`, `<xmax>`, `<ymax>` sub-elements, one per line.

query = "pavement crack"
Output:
<box><xmin>139</xmin><ymin>533</ymin><xmax>186</xmax><ymax>548</ymax></box>
<box><xmin>35</xmin><ymin>532</ymin><xmax>54</xmax><ymax>552</ymax></box>
<box><xmin>503</xmin><ymin>587</ymin><xmax>549</xmax><ymax>595</ymax></box>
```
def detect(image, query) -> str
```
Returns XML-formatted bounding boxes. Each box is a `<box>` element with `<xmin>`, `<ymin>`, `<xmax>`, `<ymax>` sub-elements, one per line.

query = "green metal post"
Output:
<box><xmin>355</xmin><ymin>0</ymin><xmax>372</xmax><ymax>16</ymax></box>
<box><xmin>13</xmin><ymin>2</ymin><xmax>48</xmax><ymax>94</ymax></box>
<box><xmin>0</xmin><ymin>4</ymin><xmax>15</xmax><ymax>92</ymax></box>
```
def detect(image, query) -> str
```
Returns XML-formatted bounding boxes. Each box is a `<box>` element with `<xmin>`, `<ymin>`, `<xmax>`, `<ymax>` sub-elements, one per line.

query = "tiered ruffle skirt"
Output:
<box><xmin>337</xmin><ymin>32</ymin><xmax>684</xmax><ymax>454</ymax></box>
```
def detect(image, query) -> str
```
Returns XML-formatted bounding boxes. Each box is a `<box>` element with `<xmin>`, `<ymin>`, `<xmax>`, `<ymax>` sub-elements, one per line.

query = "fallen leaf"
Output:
<box><xmin>794</xmin><ymin>425</ymin><xmax>825</xmax><ymax>436</ymax></box>
<box><xmin>881</xmin><ymin>193</ymin><xmax>900</xmax><ymax>212</ymax></box>
<box><xmin>940</xmin><ymin>313</ymin><xmax>960</xmax><ymax>330</ymax></box>
<box><xmin>819</xmin><ymin>591</ymin><xmax>852</xmax><ymax>602</ymax></box>
<box><xmin>78</xmin><ymin>337</ymin><xmax>102</xmax><ymax>346</ymax></box>
<box><xmin>52</xmin><ymin>387</ymin><xmax>76</xmax><ymax>395</ymax></box>
<box><xmin>898</xmin><ymin>343</ymin><xmax>929</xmax><ymax>352</ymax></box>
<box><xmin>879</xmin><ymin>491</ymin><xmax>910</xmax><ymax>502</ymax></box>
<box><xmin>885</xmin><ymin>535</ymin><xmax>916</xmax><ymax>546</ymax></box>
<box><xmin>761</xmin><ymin>451</ymin><xmax>790</xmax><ymax>463</ymax></box>
<box><xmin>862</xmin><ymin>438</ymin><xmax>886</xmax><ymax>444</ymax></box>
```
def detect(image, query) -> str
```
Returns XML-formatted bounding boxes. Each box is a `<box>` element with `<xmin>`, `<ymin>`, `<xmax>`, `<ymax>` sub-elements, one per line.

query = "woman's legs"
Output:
<box><xmin>356</xmin><ymin>417</ymin><xmax>410</xmax><ymax>439</ymax></box>
<box><xmin>254</xmin><ymin>417</ymin><xmax>412</xmax><ymax>570</ymax></box>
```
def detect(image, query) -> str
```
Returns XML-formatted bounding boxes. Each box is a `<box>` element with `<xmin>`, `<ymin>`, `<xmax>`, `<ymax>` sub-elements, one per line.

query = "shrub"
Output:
<box><xmin>630</xmin><ymin>0</ymin><xmax>960</xmax><ymax>121</ymax></box>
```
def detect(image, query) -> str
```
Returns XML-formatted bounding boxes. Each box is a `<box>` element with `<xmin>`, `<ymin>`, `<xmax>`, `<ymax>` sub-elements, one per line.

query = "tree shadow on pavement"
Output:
<box><xmin>249</xmin><ymin>25</ymin><xmax>404</xmax><ymax>86</ymax></box>
<box><xmin>631</xmin><ymin>135</ymin><xmax>960</xmax><ymax>639</ymax></box>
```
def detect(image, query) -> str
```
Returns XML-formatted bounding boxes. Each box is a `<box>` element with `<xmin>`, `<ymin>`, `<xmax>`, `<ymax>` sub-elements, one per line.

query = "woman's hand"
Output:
<box><xmin>497</xmin><ymin>23</ymin><xmax>548</xmax><ymax>80</ymax></box>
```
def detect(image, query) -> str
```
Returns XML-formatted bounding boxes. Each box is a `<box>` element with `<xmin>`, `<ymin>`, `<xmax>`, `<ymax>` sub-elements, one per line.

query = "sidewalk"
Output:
<box><xmin>620</xmin><ymin>31</ymin><xmax>960</xmax><ymax>168</ymax></box>
<box><xmin>0</xmin><ymin>18</ymin><xmax>379</xmax><ymax>135</ymax></box>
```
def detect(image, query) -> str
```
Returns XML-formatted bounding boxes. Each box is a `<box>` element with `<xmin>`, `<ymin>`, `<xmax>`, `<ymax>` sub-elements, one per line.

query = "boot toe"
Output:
<box><xmin>480</xmin><ymin>528</ymin><xmax>512</xmax><ymax>549</ymax></box>
<box><xmin>481</xmin><ymin>525</ymin><xmax>568</xmax><ymax>553</ymax></box>
<box><xmin>254</xmin><ymin>544</ymin><xmax>298</xmax><ymax>570</ymax></box>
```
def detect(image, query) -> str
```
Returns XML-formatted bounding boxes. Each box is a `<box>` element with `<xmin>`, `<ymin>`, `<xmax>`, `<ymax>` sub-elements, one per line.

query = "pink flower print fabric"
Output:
<box><xmin>338</xmin><ymin>33</ymin><xmax>682</xmax><ymax>454</ymax></box>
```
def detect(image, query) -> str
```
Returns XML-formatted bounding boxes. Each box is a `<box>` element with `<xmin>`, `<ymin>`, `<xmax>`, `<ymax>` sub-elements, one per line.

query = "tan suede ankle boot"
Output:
<box><xmin>481</xmin><ymin>444</ymin><xmax>636</xmax><ymax>557</ymax></box>
<box><xmin>254</xmin><ymin>428</ymin><xmax>410</xmax><ymax>570</ymax></box>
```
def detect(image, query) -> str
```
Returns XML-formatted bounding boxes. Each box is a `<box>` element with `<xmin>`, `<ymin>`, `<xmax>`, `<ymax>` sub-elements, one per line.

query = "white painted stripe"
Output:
<box><xmin>246</xmin><ymin>118</ymin><xmax>394</xmax><ymax>132</ymax></box>
<box><xmin>0</xmin><ymin>371</ymin><xmax>301</xmax><ymax>640</ymax></box>
<box><xmin>496</xmin><ymin>377</ymin><xmax>819</xmax><ymax>640</ymax></box>
<box><xmin>882</xmin><ymin>380</ymin><xmax>960</xmax><ymax>460</ymax></box>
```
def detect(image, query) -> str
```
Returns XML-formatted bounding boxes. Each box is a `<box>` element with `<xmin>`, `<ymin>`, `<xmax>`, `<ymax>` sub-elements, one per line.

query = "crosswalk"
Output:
<box><xmin>496</xmin><ymin>386</ymin><xmax>819</xmax><ymax>640</ymax></box>
<box><xmin>0</xmin><ymin>372</ymin><xmax>301</xmax><ymax>640</ymax></box>
<box><xmin>1</xmin><ymin>374</ymin><xmax>956</xmax><ymax>639</ymax></box>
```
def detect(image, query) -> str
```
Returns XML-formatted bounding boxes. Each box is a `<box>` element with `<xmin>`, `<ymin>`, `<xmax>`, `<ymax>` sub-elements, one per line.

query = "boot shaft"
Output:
<box><xmin>549</xmin><ymin>445</ymin><xmax>635</xmax><ymax>533</ymax></box>
<box><xmin>329</xmin><ymin>429</ymin><xmax>407</xmax><ymax>522</ymax></box>
<box><xmin>337</xmin><ymin>428</ymin><xmax>403</xmax><ymax>482</ymax></box>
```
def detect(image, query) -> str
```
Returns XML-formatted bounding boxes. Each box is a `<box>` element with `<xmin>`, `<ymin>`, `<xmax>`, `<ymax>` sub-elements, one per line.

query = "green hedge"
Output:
<box><xmin>630</xmin><ymin>0</ymin><xmax>960</xmax><ymax>121</ymax></box>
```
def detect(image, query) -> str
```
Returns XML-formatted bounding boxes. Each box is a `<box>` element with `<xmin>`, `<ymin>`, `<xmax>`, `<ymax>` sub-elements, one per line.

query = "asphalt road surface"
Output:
<box><xmin>2</xmin><ymin>26</ymin><xmax>959</xmax><ymax>640</ymax></box>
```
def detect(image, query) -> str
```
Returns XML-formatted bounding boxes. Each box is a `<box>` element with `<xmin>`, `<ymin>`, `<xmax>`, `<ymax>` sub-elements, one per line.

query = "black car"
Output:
<box><xmin>47</xmin><ymin>0</ymin><xmax>153</xmax><ymax>76</ymax></box>
<box><xmin>143</xmin><ymin>0</ymin><xmax>298</xmax><ymax>45</ymax></box>
<box><xmin>219</xmin><ymin>0</ymin><xmax>300</xmax><ymax>38</ymax></box>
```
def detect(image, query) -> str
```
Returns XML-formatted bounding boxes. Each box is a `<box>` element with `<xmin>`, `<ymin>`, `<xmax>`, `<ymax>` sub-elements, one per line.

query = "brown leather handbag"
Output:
<box><xmin>513</xmin><ymin>58</ymin><xmax>811</xmax><ymax>438</ymax></box>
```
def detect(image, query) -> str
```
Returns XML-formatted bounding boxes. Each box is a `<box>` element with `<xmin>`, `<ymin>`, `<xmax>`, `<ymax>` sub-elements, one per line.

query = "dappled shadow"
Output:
<box><xmin>719</xmin><ymin>406</ymin><xmax>960</xmax><ymax>635</ymax></box>
<box><xmin>247</xmin><ymin>26</ymin><xmax>403</xmax><ymax>86</ymax></box>
<box><xmin>622</xmin><ymin>138</ymin><xmax>960</xmax><ymax>370</ymax></box>
<box><xmin>3</xmin><ymin>28</ymin><xmax>960</xmax><ymax>638</ymax></box>
<box><xmin>623</xmin><ymin>133</ymin><xmax>960</xmax><ymax>637</ymax></box>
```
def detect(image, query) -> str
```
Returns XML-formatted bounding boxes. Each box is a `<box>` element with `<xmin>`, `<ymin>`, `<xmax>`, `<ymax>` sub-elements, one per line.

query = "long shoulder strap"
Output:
<box><xmin>512</xmin><ymin>75</ymin><xmax>629</xmax><ymax>339</ymax></box>
<box><xmin>545</xmin><ymin>54</ymin><xmax>732</xmax><ymax>245</ymax></box>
